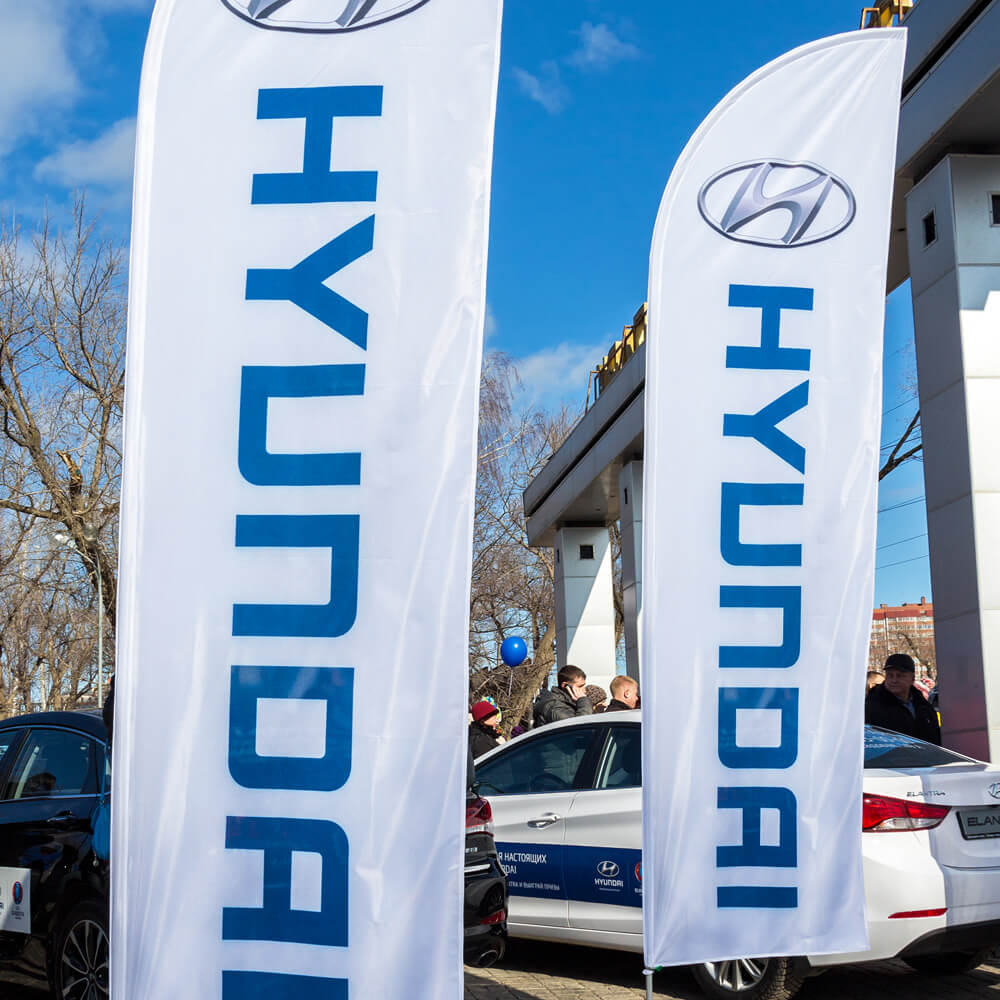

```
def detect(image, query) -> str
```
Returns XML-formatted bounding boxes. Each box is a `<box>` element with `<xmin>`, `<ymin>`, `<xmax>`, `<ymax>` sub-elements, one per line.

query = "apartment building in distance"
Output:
<box><xmin>868</xmin><ymin>597</ymin><xmax>936</xmax><ymax>678</ymax></box>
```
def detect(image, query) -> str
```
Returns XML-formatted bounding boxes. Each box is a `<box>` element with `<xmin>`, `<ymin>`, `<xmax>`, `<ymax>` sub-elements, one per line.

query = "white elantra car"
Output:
<box><xmin>473</xmin><ymin>711</ymin><xmax>1000</xmax><ymax>1000</ymax></box>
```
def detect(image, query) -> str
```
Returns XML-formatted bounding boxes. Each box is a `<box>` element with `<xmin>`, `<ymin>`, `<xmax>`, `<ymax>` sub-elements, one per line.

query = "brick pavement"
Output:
<box><xmin>7</xmin><ymin>945</ymin><xmax>1000</xmax><ymax>998</ymax></box>
<box><xmin>466</xmin><ymin>940</ymin><xmax>1000</xmax><ymax>1000</ymax></box>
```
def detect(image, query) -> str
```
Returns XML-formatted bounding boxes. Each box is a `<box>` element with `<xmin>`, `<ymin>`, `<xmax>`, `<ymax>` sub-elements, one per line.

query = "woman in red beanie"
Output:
<box><xmin>469</xmin><ymin>700</ymin><xmax>503</xmax><ymax>759</ymax></box>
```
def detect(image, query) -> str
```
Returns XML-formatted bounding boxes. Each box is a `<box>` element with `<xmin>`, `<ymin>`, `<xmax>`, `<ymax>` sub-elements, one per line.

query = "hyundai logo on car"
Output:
<box><xmin>221</xmin><ymin>0</ymin><xmax>433</xmax><ymax>32</ymax></box>
<box><xmin>989</xmin><ymin>782</ymin><xmax>1000</xmax><ymax>800</ymax></box>
<box><xmin>698</xmin><ymin>160</ymin><xmax>856</xmax><ymax>248</ymax></box>
<box><xmin>597</xmin><ymin>861</ymin><xmax>620</xmax><ymax>878</ymax></box>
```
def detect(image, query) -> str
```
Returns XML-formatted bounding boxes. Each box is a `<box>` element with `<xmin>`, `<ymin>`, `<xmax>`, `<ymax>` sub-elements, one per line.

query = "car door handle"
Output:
<box><xmin>527</xmin><ymin>813</ymin><xmax>561</xmax><ymax>828</ymax></box>
<box><xmin>48</xmin><ymin>810</ymin><xmax>77</xmax><ymax>824</ymax></box>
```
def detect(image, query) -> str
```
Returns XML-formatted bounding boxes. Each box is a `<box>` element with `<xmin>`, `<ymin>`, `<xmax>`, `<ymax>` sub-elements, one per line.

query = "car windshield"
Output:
<box><xmin>864</xmin><ymin>726</ymin><xmax>971</xmax><ymax>769</ymax></box>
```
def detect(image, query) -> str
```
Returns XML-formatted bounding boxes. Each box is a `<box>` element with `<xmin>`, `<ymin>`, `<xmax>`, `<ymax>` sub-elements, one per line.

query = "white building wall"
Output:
<box><xmin>618</xmin><ymin>461</ymin><xmax>643</xmax><ymax>681</ymax></box>
<box><xmin>906</xmin><ymin>154</ymin><xmax>1000</xmax><ymax>760</ymax></box>
<box><xmin>553</xmin><ymin>526</ymin><xmax>617</xmax><ymax>700</ymax></box>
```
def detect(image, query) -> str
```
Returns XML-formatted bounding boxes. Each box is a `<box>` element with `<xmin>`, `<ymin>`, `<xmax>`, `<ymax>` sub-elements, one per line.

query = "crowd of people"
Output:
<box><xmin>468</xmin><ymin>664</ymin><xmax>640</xmax><ymax>757</ymax></box>
<box><xmin>469</xmin><ymin>650</ymin><xmax>941</xmax><ymax>760</ymax></box>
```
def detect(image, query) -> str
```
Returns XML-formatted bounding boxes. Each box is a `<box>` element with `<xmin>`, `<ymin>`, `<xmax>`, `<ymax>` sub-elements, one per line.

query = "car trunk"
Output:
<box><xmin>869</xmin><ymin>763</ymin><xmax>1000</xmax><ymax>870</ymax></box>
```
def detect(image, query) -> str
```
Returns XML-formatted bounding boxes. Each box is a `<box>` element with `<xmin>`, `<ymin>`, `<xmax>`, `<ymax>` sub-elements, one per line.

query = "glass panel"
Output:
<box><xmin>4</xmin><ymin>730</ymin><xmax>99</xmax><ymax>799</ymax></box>
<box><xmin>864</xmin><ymin>725</ymin><xmax>971</xmax><ymax>769</ymax></box>
<box><xmin>595</xmin><ymin>726</ymin><xmax>642</xmax><ymax>790</ymax></box>
<box><xmin>476</xmin><ymin>727</ymin><xmax>595</xmax><ymax>795</ymax></box>
<box><xmin>0</xmin><ymin>733</ymin><xmax>20</xmax><ymax>773</ymax></box>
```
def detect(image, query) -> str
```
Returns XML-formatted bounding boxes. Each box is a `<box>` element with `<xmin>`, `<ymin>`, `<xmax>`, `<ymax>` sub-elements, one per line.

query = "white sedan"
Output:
<box><xmin>473</xmin><ymin>710</ymin><xmax>1000</xmax><ymax>1000</ymax></box>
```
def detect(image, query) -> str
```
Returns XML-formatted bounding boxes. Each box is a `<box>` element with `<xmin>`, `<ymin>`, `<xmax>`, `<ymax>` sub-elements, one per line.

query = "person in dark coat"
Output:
<box><xmin>102</xmin><ymin>674</ymin><xmax>115</xmax><ymax>748</ymax></box>
<box><xmin>605</xmin><ymin>675</ymin><xmax>639</xmax><ymax>713</ymax></box>
<box><xmin>532</xmin><ymin>665</ymin><xmax>593</xmax><ymax>728</ymax></box>
<box><xmin>865</xmin><ymin>653</ymin><xmax>940</xmax><ymax>745</ymax></box>
<box><xmin>469</xmin><ymin>700</ymin><xmax>503</xmax><ymax>758</ymax></box>
<box><xmin>585</xmin><ymin>685</ymin><xmax>608</xmax><ymax>713</ymax></box>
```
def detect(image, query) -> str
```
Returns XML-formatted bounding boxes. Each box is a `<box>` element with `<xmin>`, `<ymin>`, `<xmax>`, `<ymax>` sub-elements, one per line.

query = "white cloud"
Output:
<box><xmin>484</xmin><ymin>303</ymin><xmax>498</xmax><ymax>342</ymax></box>
<box><xmin>35</xmin><ymin>118</ymin><xmax>137</xmax><ymax>191</ymax></box>
<box><xmin>567</xmin><ymin>22</ymin><xmax>640</xmax><ymax>72</ymax></box>
<box><xmin>512</xmin><ymin>62</ymin><xmax>570</xmax><ymax>115</ymax></box>
<box><xmin>515</xmin><ymin>339</ymin><xmax>607</xmax><ymax>410</ymax></box>
<box><xmin>0</xmin><ymin>2</ymin><xmax>80</xmax><ymax>159</ymax></box>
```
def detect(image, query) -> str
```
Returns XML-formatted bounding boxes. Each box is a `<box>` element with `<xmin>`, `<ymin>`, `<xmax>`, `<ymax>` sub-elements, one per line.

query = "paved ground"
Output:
<box><xmin>8</xmin><ymin>943</ymin><xmax>1000</xmax><ymax>998</ymax></box>
<box><xmin>466</xmin><ymin>940</ymin><xmax>1000</xmax><ymax>999</ymax></box>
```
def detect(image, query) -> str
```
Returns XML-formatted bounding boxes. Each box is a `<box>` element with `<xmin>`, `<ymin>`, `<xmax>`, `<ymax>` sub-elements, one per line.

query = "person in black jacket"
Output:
<box><xmin>469</xmin><ymin>701</ymin><xmax>503</xmax><ymax>759</ymax></box>
<box><xmin>532</xmin><ymin>665</ymin><xmax>593</xmax><ymax>728</ymax></box>
<box><xmin>605</xmin><ymin>675</ymin><xmax>639</xmax><ymax>713</ymax></box>
<box><xmin>102</xmin><ymin>674</ymin><xmax>115</xmax><ymax>748</ymax></box>
<box><xmin>865</xmin><ymin>653</ymin><xmax>940</xmax><ymax>745</ymax></box>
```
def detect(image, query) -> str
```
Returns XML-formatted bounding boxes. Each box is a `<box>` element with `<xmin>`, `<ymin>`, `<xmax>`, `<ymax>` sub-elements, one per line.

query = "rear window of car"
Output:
<box><xmin>864</xmin><ymin>726</ymin><xmax>971</xmax><ymax>769</ymax></box>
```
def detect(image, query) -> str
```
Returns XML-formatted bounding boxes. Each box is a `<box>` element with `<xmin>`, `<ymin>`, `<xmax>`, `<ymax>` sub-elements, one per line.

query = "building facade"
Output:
<box><xmin>869</xmin><ymin>598</ymin><xmax>936</xmax><ymax>677</ymax></box>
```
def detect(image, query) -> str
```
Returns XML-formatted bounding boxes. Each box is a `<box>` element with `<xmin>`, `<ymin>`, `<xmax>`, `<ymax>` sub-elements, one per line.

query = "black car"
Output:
<box><xmin>464</xmin><ymin>749</ymin><xmax>507</xmax><ymax>967</ymax></box>
<box><xmin>0</xmin><ymin>709</ymin><xmax>501</xmax><ymax>991</ymax></box>
<box><xmin>0</xmin><ymin>710</ymin><xmax>109</xmax><ymax>998</ymax></box>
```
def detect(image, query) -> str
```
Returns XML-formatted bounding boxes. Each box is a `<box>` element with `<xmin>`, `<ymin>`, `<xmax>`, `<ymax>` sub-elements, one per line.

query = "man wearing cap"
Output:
<box><xmin>469</xmin><ymin>700</ymin><xmax>503</xmax><ymax>758</ymax></box>
<box><xmin>865</xmin><ymin>652</ymin><xmax>941</xmax><ymax>745</ymax></box>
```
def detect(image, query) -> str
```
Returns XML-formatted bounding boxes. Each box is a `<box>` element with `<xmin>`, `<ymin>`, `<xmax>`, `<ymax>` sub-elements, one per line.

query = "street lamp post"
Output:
<box><xmin>54</xmin><ymin>529</ymin><xmax>104</xmax><ymax>708</ymax></box>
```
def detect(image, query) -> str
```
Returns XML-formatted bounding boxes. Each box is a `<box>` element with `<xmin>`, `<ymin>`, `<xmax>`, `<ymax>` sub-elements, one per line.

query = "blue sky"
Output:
<box><xmin>0</xmin><ymin>0</ymin><xmax>929</xmax><ymax>606</ymax></box>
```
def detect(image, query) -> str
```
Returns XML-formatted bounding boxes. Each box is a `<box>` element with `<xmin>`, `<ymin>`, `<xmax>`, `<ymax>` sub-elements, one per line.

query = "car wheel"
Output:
<box><xmin>53</xmin><ymin>900</ymin><xmax>110</xmax><ymax>1000</ymax></box>
<box><xmin>903</xmin><ymin>949</ymin><xmax>991</xmax><ymax>975</ymax></box>
<box><xmin>691</xmin><ymin>957</ymin><xmax>804</xmax><ymax>1000</ymax></box>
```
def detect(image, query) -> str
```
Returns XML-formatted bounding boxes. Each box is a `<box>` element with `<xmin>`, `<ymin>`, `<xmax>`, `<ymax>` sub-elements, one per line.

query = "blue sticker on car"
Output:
<box><xmin>497</xmin><ymin>842</ymin><xmax>642</xmax><ymax>908</ymax></box>
<box><xmin>496</xmin><ymin>843</ymin><xmax>564</xmax><ymax>899</ymax></box>
<box><xmin>563</xmin><ymin>845</ymin><xmax>642</xmax><ymax>908</ymax></box>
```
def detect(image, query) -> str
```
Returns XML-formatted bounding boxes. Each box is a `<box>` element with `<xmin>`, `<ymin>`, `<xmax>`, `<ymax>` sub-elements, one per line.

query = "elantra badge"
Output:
<box><xmin>221</xmin><ymin>0</ymin><xmax>432</xmax><ymax>33</ymax></box>
<box><xmin>698</xmin><ymin>160</ymin><xmax>856</xmax><ymax>248</ymax></box>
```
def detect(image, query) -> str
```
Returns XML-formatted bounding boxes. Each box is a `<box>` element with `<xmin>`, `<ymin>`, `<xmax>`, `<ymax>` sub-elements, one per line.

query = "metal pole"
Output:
<box><xmin>96</xmin><ymin>551</ymin><xmax>103</xmax><ymax>708</ymax></box>
<box><xmin>643</xmin><ymin>968</ymin><xmax>655</xmax><ymax>1000</ymax></box>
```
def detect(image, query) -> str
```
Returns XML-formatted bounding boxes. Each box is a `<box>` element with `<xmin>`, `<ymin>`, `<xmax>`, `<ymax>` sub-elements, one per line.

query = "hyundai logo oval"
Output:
<box><xmin>597</xmin><ymin>860</ymin><xmax>620</xmax><ymax>878</ymax></box>
<box><xmin>988</xmin><ymin>782</ymin><xmax>1000</xmax><ymax>800</ymax></box>
<box><xmin>221</xmin><ymin>0</ymin><xmax>433</xmax><ymax>33</ymax></box>
<box><xmin>698</xmin><ymin>160</ymin><xmax>856</xmax><ymax>248</ymax></box>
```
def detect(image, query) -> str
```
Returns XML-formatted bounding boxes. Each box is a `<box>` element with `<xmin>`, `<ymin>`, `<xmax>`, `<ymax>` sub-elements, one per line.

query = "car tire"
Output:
<box><xmin>52</xmin><ymin>899</ymin><xmax>110</xmax><ymax>1000</ymax></box>
<box><xmin>691</xmin><ymin>957</ymin><xmax>804</xmax><ymax>1000</ymax></box>
<box><xmin>902</xmin><ymin>948</ymin><xmax>991</xmax><ymax>975</ymax></box>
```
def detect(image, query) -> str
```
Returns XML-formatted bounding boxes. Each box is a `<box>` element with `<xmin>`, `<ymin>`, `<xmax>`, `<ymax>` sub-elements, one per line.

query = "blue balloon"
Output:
<box><xmin>500</xmin><ymin>636</ymin><xmax>528</xmax><ymax>667</ymax></box>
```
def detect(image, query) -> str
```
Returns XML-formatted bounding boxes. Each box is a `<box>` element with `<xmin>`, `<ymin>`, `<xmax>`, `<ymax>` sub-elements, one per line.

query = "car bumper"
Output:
<box><xmin>810</xmin><ymin>833</ymin><xmax>1000</xmax><ymax>967</ymax></box>
<box><xmin>464</xmin><ymin>858</ymin><xmax>507</xmax><ymax>968</ymax></box>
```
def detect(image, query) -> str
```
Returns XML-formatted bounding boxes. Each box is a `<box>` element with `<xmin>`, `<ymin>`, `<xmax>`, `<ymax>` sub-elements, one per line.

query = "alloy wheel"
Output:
<box><xmin>702</xmin><ymin>958</ymin><xmax>769</xmax><ymax>992</ymax></box>
<box><xmin>60</xmin><ymin>917</ymin><xmax>110</xmax><ymax>1000</ymax></box>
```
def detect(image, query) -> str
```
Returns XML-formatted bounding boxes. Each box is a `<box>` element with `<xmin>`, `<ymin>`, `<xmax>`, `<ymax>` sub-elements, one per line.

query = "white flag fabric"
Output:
<box><xmin>114</xmin><ymin>1</ymin><xmax>501</xmax><ymax>997</ymax></box>
<box><xmin>641</xmin><ymin>30</ymin><xmax>905</xmax><ymax>966</ymax></box>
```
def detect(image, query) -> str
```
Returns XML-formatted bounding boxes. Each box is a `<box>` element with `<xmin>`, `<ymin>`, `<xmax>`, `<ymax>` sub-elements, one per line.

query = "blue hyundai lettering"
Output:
<box><xmin>223</xmin><ymin>84</ymin><xmax>383</xmax><ymax>998</ymax></box>
<box><xmin>717</xmin><ymin>283</ymin><xmax>813</xmax><ymax>911</ymax></box>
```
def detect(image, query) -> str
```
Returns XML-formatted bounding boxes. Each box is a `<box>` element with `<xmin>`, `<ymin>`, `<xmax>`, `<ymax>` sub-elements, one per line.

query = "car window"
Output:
<box><xmin>595</xmin><ymin>725</ymin><xmax>642</xmax><ymax>790</ymax></box>
<box><xmin>476</xmin><ymin>726</ymin><xmax>597</xmax><ymax>795</ymax></box>
<box><xmin>0</xmin><ymin>733</ymin><xmax>20</xmax><ymax>772</ymax></box>
<box><xmin>864</xmin><ymin>726</ymin><xmax>972</xmax><ymax>769</ymax></box>
<box><xmin>3</xmin><ymin>729</ymin><xmax>100</xmax><ymax>799</ymax></box>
